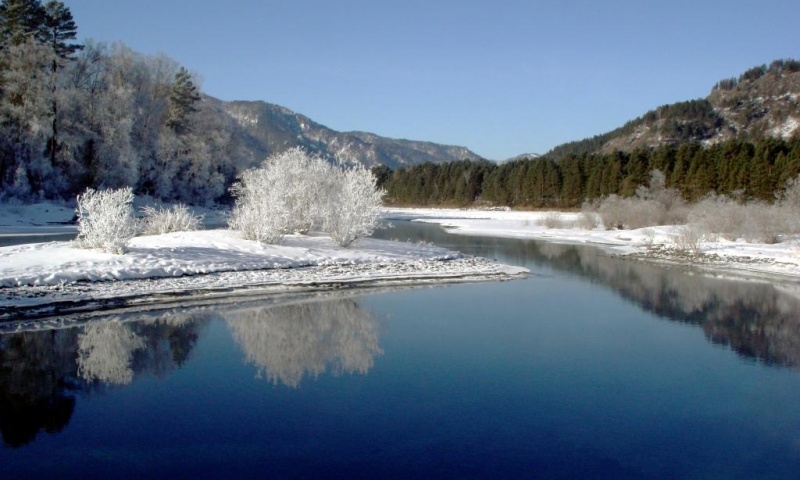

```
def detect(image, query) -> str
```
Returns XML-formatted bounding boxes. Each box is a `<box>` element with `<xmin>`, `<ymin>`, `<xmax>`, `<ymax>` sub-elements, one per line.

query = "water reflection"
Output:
<box><xmin>0</xmin><ymin>311</ymin><xmax>211</xmax><ymax>447</ymax></box>
<box><xmin>77</xmin><ymin>322</ymin><xmax>146</xmax><ymax>385</ymax></box>
<box><xmin>0</xmin><ymin>296</ymin><xmax>383</xmax><ymax>446</ymax></box>
<box><xmin>0</xmin><ymin>329</ymin><xmax>78</xmax><ymax>447</ymax></box>
<box><xmin>225</xmin><ymin>298</ymin><xmax>383</xmax><ymax>387</ymax></box>
<box><xmin>377</xmin><ymin>221</ymin><xmax>800</xmax><ymax>368</ymax></box>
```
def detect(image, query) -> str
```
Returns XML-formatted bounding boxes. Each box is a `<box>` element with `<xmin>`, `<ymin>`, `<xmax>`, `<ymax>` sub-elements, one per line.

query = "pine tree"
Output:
<box><xmin>0</xmin><ymin>0</ymin><xmax>43</xmax><ymax>48</ymax></box>
<box><xmin>39</xmin><ymin>1</ymin><xmax>82</xmax><ymax>59</ymax></box>
<box><xmin>165</xmin><ymin>67</ymin><xmax>201</xmax><ymax>133</ymax></box>
<box><xmin>38</xmin><ymin>1</ymin><xmax>81</xmax><ymax>183</ymax></box>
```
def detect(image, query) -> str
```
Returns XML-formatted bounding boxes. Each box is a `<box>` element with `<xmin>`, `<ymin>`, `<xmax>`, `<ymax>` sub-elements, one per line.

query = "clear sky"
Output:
<box><xmin>65</xmin><ymin>0</ymin><xmax>798</xmax><ymax>160</ymax></box>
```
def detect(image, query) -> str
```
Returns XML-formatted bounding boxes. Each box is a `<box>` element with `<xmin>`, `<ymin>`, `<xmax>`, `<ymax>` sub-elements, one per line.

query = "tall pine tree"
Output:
<box><xmin>165</xmin><ymin>67</ymin><xmax>201</xmax><ymax>133</ymax></box>
<box><xmin>40</xmin><ymin>1</ymin><xmax>81</xmax><ymax>59</ymax></box>
<box><xmin>0</xmin><ymin>0</ymin><xmax>43</xmax><ymax>47</ymax></box>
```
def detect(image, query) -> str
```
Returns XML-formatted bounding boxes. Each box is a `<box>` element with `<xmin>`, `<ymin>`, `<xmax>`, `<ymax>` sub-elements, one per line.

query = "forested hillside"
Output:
<box><xmin>382</xmin><ymin>136</ymin><xmax>800</xmax><ymax>208</ymax></box>
<box><xmin>384</xmin><ymin>60</ymin><xmax>800</xmax><ymax>208</ymax></box>
<box><xmin>546</xmin><ymin>60</ymin><xmax>800</xmax><ymax>160</ymax></box>
<box><xmin>0</xmin><ymin>0</ymin><xmax>481</xmax><ymax>205</ymax></box>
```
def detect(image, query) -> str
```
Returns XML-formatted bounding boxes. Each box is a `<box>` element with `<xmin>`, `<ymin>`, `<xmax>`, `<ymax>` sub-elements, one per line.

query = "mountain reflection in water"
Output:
<box><xmin>529</xmin><ymin>241</ymin><xmax>800</xmax><ymax>368</ymax></box>
<box><xmin>377</xmin><ymin>221</ymin><xmax>800</xmax><ymax>368</ymax></box>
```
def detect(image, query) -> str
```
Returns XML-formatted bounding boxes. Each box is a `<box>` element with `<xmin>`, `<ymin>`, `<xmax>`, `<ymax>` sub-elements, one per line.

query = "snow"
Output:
<box><xmin>4</xmin><ymin>202</ymin><xmax>800</xmax><ymax>320</ymax></box>
<box><xmin>771</xmin><ymin>116</ymin><xmax>799</xmax><ymax>139</ymax></box>
<box><xmin>384</xmin><ymin>208</ymin><xmax>800</xmax><ymax>283</ymax></box>
<box><xmin>0</xmin><ymin>203</ymin><xmax>527</xmax><ymax>320</ymax></box>
<box><xmin>0</xmin><ymin>201</ymin><xmax>76</xmax><ymax>234</ymax></box>
<box><xmin>0</xmin><ymin>229</ymin><xmax>469</xmax><ymax>287</ymax></box>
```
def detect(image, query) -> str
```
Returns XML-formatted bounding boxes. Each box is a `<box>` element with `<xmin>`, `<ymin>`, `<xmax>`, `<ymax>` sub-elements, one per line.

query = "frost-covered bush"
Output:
<box><xmin>597</xmin><ymin>196</ymin><xmax>666</xmax><ymax>230</ymax></box>
<box><xmin>74</xmin><ymin>187</ymin><xmax>137</xmax><ymax>254</ymax></box>
<box><xmin>593</xmin><ymin>170</ymin><xmax>687</xmax><ymax>230</ymax></box>
<box><xmin>688</xmin><ymin>193</ymin><xmax>791</xmax><ymax>244</ymax></box>
<box><xmin>323</xmin><ymin>165</ymin><xmax>386</xmax><ymax>247</ymax></box>
<box><xmin>229</xmin><ymin>166</ymin><xmax>291</xmax><ymax>244</ymax></box>
<box><xmin>777</xmin><ymin>174</ymin><xmax>800</xmax><ymax>235</ymax></box>
<box><xmin>673</xmin><ymin>224</ymin><xmax>705</xmax><ymax>256</ymax></box>
<box><xmin>576</xmin><ymin>207</ymin><xmax>600</xmax><ymax>230</ymax></box>
<box><xmin>537</xmin><ymin>212</ymin><xmax>573</xmax><ymax>229</ymax></box>
<box><xmin>228</xmin><ymin>148</ymin><xmax>340</xmax><ymax>243</ymax></box>
<box><xmin>277</xmin><ymin>148</ymin><xmax>335</xmax><ymax>234</ymax></box>
<box><xmin>229</xmin><ymin>148</ymin><xmax>384</xmax><ymax>247</ymax></box>
<box><xmin>687</xmin><ymin>193</ymin><xmax>740</xmax><ymax>241</ymax></box>
<box><xmin>139</xmin><ymin>203</ymin><xmax>204</xmax><ymax>235</ymax></box>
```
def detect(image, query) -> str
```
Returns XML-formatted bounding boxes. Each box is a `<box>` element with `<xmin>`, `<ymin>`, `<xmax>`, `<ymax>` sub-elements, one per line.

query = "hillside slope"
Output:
<box><xmin>547</xmin><ymin>60</ymin><xmax>800</xmax><ymax>159</ymax></box>
<box><xmin>205</xmin><ymin>97</ymin><xmax>483</xmax><ymax>169</ymax></box>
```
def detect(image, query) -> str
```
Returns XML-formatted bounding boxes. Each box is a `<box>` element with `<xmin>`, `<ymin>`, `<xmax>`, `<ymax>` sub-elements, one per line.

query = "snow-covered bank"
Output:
<box><xmin>0</xmin><ymin>228</ymin><xmax>526</xmax><ymax>320</ymax></box>
<box><xmin>384</xmin><ymin>208</ymin><xmax>800</xmax><ymax>282</ymax></box>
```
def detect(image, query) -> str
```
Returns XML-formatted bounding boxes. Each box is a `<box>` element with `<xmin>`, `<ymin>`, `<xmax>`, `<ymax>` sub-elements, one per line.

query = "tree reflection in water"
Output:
<box><xmin>77</xmin><ymin>322</ymin><xmax>146</xmax><ymax>385</ymax></box>
<box><xmin>378</xmin><ymin>221</ymin><xmax>800</xmax><ymax>368</ymax></box>
<box><xmin>531</xmin><ymin>241</ymin><xmax>800</xmax><ymax>368</ymax></box>
<box><xmin>0</xmin><ymin>311</ymin><xmax>211</xmax><ymax>447</ymax></box>
<box><xmin>225</xmin><ymin>298</ymin><xmax>383</xmax><ymax>388</ymax></box>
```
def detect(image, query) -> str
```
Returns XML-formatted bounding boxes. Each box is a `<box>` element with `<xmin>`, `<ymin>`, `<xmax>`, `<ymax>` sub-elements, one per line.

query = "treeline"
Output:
<box><xmin>380</xmin><ymin>137</ymin><xmax>800</xmax><ymax>208</ymax></box>
<box><xmin>545</xmin><ymin>99</ymin><xmax>722</xmax><ymax>161</ymax></box>
<box><xmin>0</xmin><ymin>0</ymin><xmax>248</xmax><ymax>205</ymax></box>
<box><xmin>713</xmin><ymin>58</ymin><xmax>800</xmax><ymax>91</ymax></box>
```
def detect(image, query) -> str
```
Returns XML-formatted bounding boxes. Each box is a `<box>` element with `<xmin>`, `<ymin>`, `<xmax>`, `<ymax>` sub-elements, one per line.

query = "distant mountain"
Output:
<box><xmin>203</xmin><ymin>97</ymin><xmax>483</xmax><ymax>169</ymax></box>
<box><xmin>546</xmin><ymin>59</ymin><xmax>800</xmax><ymax>159</ymax></box>
<box><xmin>503</xmin><ymin>153</ymin><xmax>540</xmax><ymax>163</ymax></box>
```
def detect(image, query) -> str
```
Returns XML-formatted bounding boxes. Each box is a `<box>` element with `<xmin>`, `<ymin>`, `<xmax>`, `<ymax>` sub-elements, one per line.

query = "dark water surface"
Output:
<box><xmin>2</xmin><ymin>221</ymin><xmax>800</xmax><ymax>479</ymax></box>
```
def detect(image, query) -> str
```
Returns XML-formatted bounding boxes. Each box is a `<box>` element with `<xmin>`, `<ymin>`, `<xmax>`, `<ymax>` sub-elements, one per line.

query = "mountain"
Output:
<box><xmin>546</xmin><ymin>59</ymin><xmax>800</xmax><ymax>159</ymax></box>
<box><xmin>203</xmin><ymin>97</ymin><xmax>484</xmax><ymax>169</ymax></box>
<box><xmin>503</xmin><ymin>153</ymin><xmax>540</xmax><ymax>163</ymax></box>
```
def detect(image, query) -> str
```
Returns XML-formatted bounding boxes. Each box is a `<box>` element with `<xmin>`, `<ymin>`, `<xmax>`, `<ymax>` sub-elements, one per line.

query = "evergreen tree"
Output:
<box><xmin>0</xmin><ymin>0</ymin><xmax>43</xmax><ymax>48</ymax></box>
<box><xmin>39</xmin><ymin>1</ymin><xmax>81</xmax><ymax>60</ymax></box>
<box><xmin>165</xmin><ymin>67</ymin><xmax>200</xmax><ymax>133</ymax></box>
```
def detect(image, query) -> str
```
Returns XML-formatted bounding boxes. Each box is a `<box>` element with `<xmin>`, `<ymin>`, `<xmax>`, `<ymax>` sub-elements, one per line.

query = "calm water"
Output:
<box><xmin>2</xmin><ymin>221</ymin><xmax>800</xmax><ymax>479</ymax></box>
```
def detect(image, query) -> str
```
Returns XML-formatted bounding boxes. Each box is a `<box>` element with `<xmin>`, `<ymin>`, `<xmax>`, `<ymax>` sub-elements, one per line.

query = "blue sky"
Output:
<box><xmin>66</xmin><ymin>0</ymin><xmax>798</xmax><ymax>160</ymax></box>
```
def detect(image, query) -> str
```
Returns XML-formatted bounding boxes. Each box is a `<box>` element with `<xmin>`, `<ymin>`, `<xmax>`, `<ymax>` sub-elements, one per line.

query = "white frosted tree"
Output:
<box><xmin>228</xmin><ymin>148</ymin><xmax>384</xmax><ymax>247</ymax></box>
<box><xmin>324</xmin><ymin>164</ymin><xmax>385</xmax><ymax>247</ymax></box>
<box><xmin>228</xmin><ymin>164</ymin><xmax>292</xmax><ymax>243</ymax></box>
<box><xmin>0</xmin><ymin>39</ymin><xmax>55</xmax><ymax>197</ymax></box>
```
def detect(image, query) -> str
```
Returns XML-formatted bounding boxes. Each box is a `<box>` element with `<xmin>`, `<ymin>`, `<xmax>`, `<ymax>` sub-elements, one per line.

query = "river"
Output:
<box><xmin>1</xmin><ymin>221</ymin><xmax>799</xmax><ymax>479</ymax></box>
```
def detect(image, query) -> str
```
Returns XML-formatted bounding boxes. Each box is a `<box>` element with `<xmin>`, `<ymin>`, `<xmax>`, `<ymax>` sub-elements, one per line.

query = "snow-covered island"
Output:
<box><xmin>0</xmin><ymin>203</ymin><xmax>527</xmax><ymax>322</ymax></box>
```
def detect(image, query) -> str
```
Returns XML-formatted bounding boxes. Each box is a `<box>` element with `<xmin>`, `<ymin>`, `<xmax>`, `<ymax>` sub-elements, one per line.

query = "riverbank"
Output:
<box><xmin>0</xmin><ymin>225</ymin><xmax>527</xmax><ymax>321</ymax></box>
<box><xmin>384</xmin><ymin>207</ymin><xmax>800</xmax><ymax>283</ymax></box>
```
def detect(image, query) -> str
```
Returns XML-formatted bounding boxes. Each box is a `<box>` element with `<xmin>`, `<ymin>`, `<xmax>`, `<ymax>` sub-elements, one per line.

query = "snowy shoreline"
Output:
<box><xmin>384</xmin><ymin>207</ymin><xmax>800</xmax><ymax>284</ymax></box>
<box><xmin>0</xmin><ymin>212</ymin><xmax>527</xmax><ymax>321</ymax></box>
<box><xmin>3</xmin><ymin>202</ymin><xmax>800</xmax><ymax>322</ymax></box>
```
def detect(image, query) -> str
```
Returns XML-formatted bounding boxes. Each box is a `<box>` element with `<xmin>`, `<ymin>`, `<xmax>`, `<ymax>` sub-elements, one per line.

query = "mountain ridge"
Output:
<box><xmin>203</xmin><ymin>97</ymin><xmax>484</xmax><ymax>169</ymax></box>
<box><xmin>545</xmin><ymin>59</ymin><xmax>800</xmax><ymax>160</ymax></box>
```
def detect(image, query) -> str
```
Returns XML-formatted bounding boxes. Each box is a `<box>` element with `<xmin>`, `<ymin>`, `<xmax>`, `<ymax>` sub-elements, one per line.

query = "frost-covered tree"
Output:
<box><xmin>324</xmin><ymin>163</ymin><xmax>385</xmax><ymax>247</ymax></box>
<box><xmin>228</xmin><ymin>163</ymin><xmax>291</xmax><ymax>243</ymax></box>
<box><xmin>229</xmin><ymin>148</ymin><xmax>384</xmax><ymax>246</ymax></box>
<box><xmin>0</xmin><ymin>39</ymin><xmax>55</xmax><ymax>197</ymax></box>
